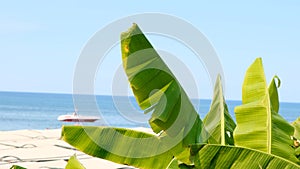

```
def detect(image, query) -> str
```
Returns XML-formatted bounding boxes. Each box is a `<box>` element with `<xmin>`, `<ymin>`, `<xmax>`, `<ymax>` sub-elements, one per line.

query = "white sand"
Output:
<box><xmin>0</xmin><ymin>127</ymin><xmax>153</xmax><ymax>169</ymax></box>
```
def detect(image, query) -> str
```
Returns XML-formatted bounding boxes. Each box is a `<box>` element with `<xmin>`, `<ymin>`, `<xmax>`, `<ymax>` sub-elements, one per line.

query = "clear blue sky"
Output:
<box><xmin>1</xmin><ymin>1</ymin><xmax>300</xmax><ymax>102</ymax></box>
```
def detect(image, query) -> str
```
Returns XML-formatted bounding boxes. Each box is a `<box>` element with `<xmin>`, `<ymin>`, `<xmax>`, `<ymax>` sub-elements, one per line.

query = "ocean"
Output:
<box><xmin>0</xmin><ymin>91</ymin><xmax>299</xmax><ymax>131</ymax></box>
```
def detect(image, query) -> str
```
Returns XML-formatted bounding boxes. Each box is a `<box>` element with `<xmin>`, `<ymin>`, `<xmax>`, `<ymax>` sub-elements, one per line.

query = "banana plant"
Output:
<box><xmin>121</xmin><ymin>24</ymin><xmax>208</xmax><ymax>145</ymax></box>
<box><xmin>62</xmin><ymin>24</ymin><xmax>300</xmax><ymax>168</ymax></box>
<box><xmin>190</xmin><ymin>144</ymin><xmax>299</xmax><ymax>168</ymax></box>
<box><xmin>234</xmin><ymin>58</ymin><xmax>298</xmax><ymax>164</ymax></box>
<box><xmin>62</xmin><ymin>127</ymin><xmax>300</xmax><ymax>169</ymax></box>
<box><xmin>203</xmin><ymin>75</ymin><xmax>236</xmax><ymax>145</ymax></box>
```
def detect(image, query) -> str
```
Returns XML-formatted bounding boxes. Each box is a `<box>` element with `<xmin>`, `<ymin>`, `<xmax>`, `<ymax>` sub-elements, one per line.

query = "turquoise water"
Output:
<box><xmin>0</xmin><ymin>91</ymin><xmax>299</xmax><ymax>131</ymax></box>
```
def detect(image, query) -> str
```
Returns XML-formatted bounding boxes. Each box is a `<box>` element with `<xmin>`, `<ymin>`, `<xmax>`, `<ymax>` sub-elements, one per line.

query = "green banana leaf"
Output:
<box><xmin>65</xmin><ymin>154</ymin><xmax>85</xmax><ymax>169</ymax></box>
<box><xmin>296</xmin><ymin>147</ymin><xmax>300</xmax><ymax>159</ymax></box>
<box><xmin>234</xmin><ymin>58</ymin><xmax>299</xmax><ymax>164</ymax></box>
<box><xmin>190</xmin><ymin>144</ymin><xmax>300</xmax><ymax>169</ymax></box>
<box><xmin>268</xmin><ymin>76</ymin><xmax>280</xmax><ymax>113</ymax></box>
<box><xmin>292</xmin><ymin>117</ymin><xmax>300</xmax><ymax>140</ymax></box>
<box><xmin>121</xmin><ymin>23</ymin><xmax>208</xmax><ymax>145</ymax></box>
<box><xmin>62</xmin><ymin>124</ymin><xmax>300</xmax><ymax>169</ymax></box>
<box><xmin>10</xmin><ymin>165</ymin><xmax>26</xmax><ymax>169</ymax></box>
<box><xmin>203</xmin><ymin>75</ymin><xmax>236</xmax><ymax>145</ymax></box>
<box><xmin>166</xmin><ymin>159</ymin><xmax>180</xmax><ymax>169</ymax></box>
<box><xmin>62</xmin><ymin>126</ymin><xmax>174</xmax><ymax>169</ymax></box>
<box><xmin>292</xmin><ymin>117</ymin><xmax>300</xmax><ymax>160</ymax></box>
<box><xmin>170</xmin><ymin>144</ymin><xmax>300</xmax><ymax>169</ymax></box>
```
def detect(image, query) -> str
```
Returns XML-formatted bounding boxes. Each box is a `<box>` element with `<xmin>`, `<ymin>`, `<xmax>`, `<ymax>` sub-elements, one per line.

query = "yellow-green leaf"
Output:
<box><xmin>62</xmin><ymin>126</ymin><xmax>174</xmax><ymax>169</ymax></box>
<box><xmin>203</xmin><ymin>75</ymin><xmax>236</xmax><ymax>145</ymax></box>
<box><xmin>234</xmin><ymin>58</ymin><xmax>298</xmax><ymax>164</ymax></box>
<box><xmin>292</xmin><ymin>117</ymin><xmax>300</xmax><ymax>140</ymax></box>
<box><xmin>191</xmin><ymin>144</ymin><xmax>300</xmax><ymax>168</ymax></box>
<box><xmin>121</xmin><ymin>23</ymin><xmax>208</xmax><ymax>145</ymax></box>
<box><xmin>268</xmin><ymin>75</ymin><xmax>280</xmax><ymax>113</ymax></box>
<box><xmin>10</xmin><ymin>165</ymin><xmax>26</xmax><ymax>169</ymax></box>
<box><xmin>65</xmin><ymin>154</ymin><xmax>85</xmax><ymax>169</ymax></box>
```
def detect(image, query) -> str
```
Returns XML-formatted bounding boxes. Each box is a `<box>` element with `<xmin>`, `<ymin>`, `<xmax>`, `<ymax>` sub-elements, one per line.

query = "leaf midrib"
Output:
<box><xmin>219</xmin><ymin>78</ymin><xmax>225</xmax><ymax>145</ymax></box>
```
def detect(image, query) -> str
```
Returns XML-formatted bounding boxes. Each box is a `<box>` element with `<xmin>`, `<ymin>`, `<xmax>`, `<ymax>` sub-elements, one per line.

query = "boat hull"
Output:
<box><xmin>57</xmin><ymin>115</ymin><xmax>100</xmax><ymax>122</ymax></box>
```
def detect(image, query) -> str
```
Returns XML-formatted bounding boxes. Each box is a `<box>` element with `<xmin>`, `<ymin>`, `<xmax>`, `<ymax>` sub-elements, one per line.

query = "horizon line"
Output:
<box><xmin>1</xmin><ymin>90</ymin><xmax>300</xmax><ymax>104</ymax></box>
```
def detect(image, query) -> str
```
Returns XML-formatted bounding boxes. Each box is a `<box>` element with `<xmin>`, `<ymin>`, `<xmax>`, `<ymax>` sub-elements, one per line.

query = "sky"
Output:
<box><xmin>1</xmin><ymin>1</ymin><xmax>300</xmax><ymax>102</ymax></box>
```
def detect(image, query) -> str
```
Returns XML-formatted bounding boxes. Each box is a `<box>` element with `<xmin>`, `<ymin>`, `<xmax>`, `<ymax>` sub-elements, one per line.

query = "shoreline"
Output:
<box><xmin>0</xmin><ymin>127</ymin><xmax>152</xmax><ymax>169</ymax></box>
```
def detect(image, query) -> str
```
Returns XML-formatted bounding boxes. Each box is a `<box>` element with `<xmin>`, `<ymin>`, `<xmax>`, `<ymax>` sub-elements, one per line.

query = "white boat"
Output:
<box><xmin>57</xmin><ymin>112</ymin><xmax>100</xmax><ymax>122</ymax></box>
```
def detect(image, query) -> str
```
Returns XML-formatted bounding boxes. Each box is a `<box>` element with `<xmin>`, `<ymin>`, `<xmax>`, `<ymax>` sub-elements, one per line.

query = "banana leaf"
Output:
<box><xmin>10</xmin><ymin>166</ymin><xmax>26</xmax><ymax>169</ymax></box>
<box><xmin>62</xmin><ymin>126</ymin><xmax>174</xmax><ymax>169</ymax></box>
<box><xmin>234</xmin><ymin>58</ymin><xmax>299</xmax><ymax>164</ymax></box>
<box><xmin>292</xmin><ymin>117</ymin><xmax>300</xmax><ymax>140</ymax></box>
<box><xmin>268</xmin><ymin>76</ymin><xmax>280</xmax><ymax>113</ymax></box>
<box><xmin>190</xmin><ymin>144</ymin><xmax>300</xmax><ymax>169</ymax></box>
<box><xmin>203</xmin><ymin>75</ymin><xmax>236</xmax><ymax>145</ymax></box>
<box><xmin>166</xmin><ymin>159</ymin><xmax>181</xmax><ymax>169</ymax></box>
<box><xmin>65</xmin><ymin>154</ymin><xmax>85</xmax><ymax>169</ymax></box>
<box><xmin>169</xmin><ymin>144</ymin><xmax>300</xmax><ymax>168</ymax></box>
<box><xmin>292</xmin><ymin>117</ymin><xmax>300</xmax><ymax>160</ymax></box>
<box><xmin>121</xmin><ymin>23</ymin><xmax>208</xmax><ymax>145</ymax></box>
<box><xmin>296</xmin><ymin>147</ymin><xmax>300</xmax><ymax>160</ymax></box>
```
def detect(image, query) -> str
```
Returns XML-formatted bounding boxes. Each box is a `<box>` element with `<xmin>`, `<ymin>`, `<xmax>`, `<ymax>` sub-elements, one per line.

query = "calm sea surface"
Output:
<box><xmin>0</xmin><ymin>91</ymin><xmax>299</xmax><ymax>131</ymax></box>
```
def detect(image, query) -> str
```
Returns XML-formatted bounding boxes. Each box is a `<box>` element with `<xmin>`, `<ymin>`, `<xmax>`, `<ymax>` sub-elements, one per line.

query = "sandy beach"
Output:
<box><xmin>0</xmin><ymin>127</ymin><xmax>153</xmax><ymax>169</ymax></box>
